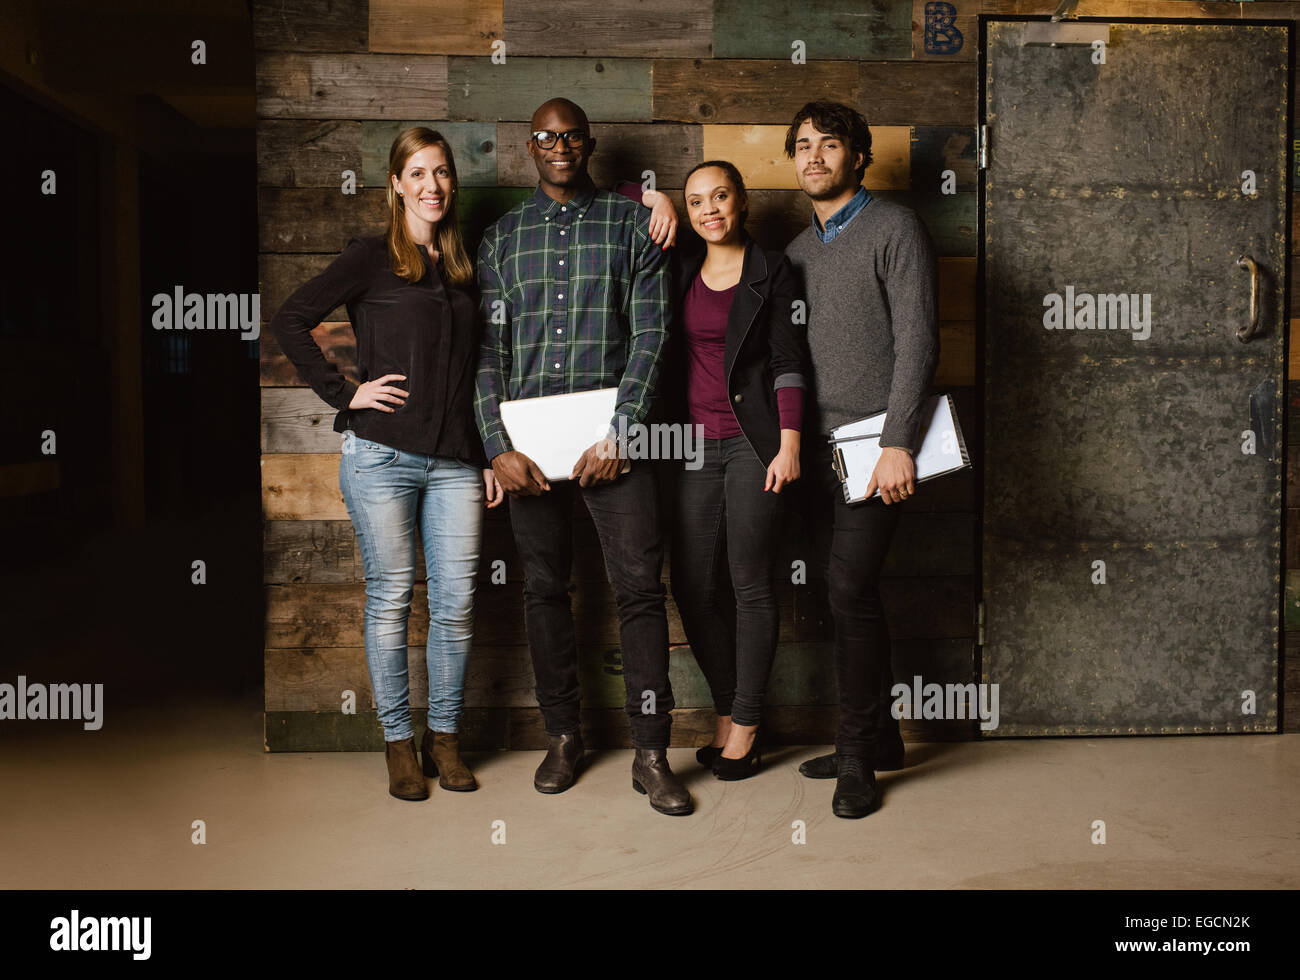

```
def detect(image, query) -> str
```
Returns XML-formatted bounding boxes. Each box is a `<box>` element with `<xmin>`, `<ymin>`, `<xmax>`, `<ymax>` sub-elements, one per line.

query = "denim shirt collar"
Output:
<box><xmin>813</xmin><ymin>185</ymin><xmax>871</xmax><ymax>243</ymax></box>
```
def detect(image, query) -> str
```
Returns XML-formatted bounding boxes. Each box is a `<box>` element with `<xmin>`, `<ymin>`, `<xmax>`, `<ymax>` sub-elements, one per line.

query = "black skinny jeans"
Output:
<box><xmin>671</xmin><ymin>435</ymin><xmax>785</xmax><ymax>727</ymax></box>
<box><xmin>507</xmin><ymin>463</ymin><xmax>674</xmax><ymax>748</ymax></box>
<box><xmin>802</xmin><ymin>438</ymin><xmax>904</xmax><ymax>758</ymax></box>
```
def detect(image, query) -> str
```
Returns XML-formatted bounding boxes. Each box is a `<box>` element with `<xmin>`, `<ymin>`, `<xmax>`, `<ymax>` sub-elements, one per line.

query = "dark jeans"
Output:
<box><xmin>507</xmin><ymin>463</ymin><xmax>674</xmax><ymax>748</ymax></box>
<box><xmin>802</xmin><ymin>439</ymin><xmax>904</xmax><ymax>758</ymax></box>
<box><xmin>672</xmin><ymin>435</ymin><xmax>784</xmax><ymax>726</ymax></box>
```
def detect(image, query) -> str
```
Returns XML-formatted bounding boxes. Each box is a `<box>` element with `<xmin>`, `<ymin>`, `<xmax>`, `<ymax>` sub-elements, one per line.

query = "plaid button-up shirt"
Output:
<box><xmin>474</xmin><ymin>180</ymin><xmax>670</xmax><ymax>461</ymax></box>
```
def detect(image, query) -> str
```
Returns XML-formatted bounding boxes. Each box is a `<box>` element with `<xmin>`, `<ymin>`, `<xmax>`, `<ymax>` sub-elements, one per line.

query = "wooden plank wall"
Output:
<box><xmin>255</xmin><ymin>0</ymin><xmax>1300</xmax><ymax>750</ymax></box>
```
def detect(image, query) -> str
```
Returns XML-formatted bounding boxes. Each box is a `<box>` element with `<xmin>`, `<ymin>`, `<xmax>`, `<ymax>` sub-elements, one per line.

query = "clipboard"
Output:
<box><xmin>829</xmin><ymin>393</ymin><xmax>970</xmax><ymax>504</ymax></box>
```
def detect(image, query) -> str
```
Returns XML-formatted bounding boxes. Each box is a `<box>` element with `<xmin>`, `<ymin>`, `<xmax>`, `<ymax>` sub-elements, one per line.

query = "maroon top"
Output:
<box><xmin>683</xmin><ymin>271</ymin><xmax>803</xmax><ymax>438</ymax></box>
<box><xmin>776</xmin><ymin>381</ymin><xmax>803</xmax><ymax>433</ymax></box>
<box><xmin>684</xmin><ymin>272</ymin><xmax>743</xmax><ymax>439</ymax></box>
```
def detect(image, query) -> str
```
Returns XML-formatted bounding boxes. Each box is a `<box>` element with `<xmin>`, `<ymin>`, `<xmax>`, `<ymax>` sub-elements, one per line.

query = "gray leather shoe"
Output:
<box><xmin>534</xmin><ymin>733</ymin><xmax>584</xmax><ymax>794</ymax></box>
<box><xmin>632</xmin><ymin>748</ymin><xmax>694</xmax><ymax>815</ymax></box>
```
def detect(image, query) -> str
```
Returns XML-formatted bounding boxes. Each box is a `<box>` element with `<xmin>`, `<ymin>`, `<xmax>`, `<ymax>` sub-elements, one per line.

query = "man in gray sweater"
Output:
<box><xmin>782</xmin><ymin>101</ymin><xmax>939</xmax><ymax>818</ymax></box>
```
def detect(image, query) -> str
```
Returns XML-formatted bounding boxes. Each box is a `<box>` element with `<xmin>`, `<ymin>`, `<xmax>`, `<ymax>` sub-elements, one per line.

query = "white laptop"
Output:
<box><xmin>498</xmin><ymin>387</ymin><xmax>625</xmax><ymax>481</ymax></box>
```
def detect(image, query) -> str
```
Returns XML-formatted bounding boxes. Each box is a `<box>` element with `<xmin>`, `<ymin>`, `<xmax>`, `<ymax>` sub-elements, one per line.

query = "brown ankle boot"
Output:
<box><xmin>385</xmin><ymin>737</ymin><xmax>428</xmax><ymax>800</ymax></box>
<box><xmin>422</xmin><ymin>730</ymin><xmax>477</xmax><ymax>792</ymax></box>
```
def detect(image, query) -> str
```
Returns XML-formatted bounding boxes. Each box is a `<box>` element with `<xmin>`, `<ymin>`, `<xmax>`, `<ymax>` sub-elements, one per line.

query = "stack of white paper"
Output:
<box><xmin>830</xmin><ymin>393</ymin><xmax>971</xmax><ymax>504</ymax></box>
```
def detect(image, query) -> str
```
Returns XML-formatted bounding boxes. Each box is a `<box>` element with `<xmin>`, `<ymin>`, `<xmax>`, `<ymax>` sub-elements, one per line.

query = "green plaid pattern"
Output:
<box><xmin>474</xmin><ymin>181</ymin><xmax>670</xmax><ymax>460</ymax></box>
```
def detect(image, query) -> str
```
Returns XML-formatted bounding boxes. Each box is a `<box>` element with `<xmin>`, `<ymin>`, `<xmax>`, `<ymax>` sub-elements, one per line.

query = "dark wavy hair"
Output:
<box><xmin>683</xmin><ymin>159</ymin><xmax>749</xmax><ymax>228</ymax></box>
<box><xmin>783</xmin><ymin>101</ymin><xmax>872</xmax><ymax>183</ymax></box>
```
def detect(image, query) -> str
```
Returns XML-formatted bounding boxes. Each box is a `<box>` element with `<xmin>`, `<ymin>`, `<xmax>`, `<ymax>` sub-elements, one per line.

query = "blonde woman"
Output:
<box><xmin>270</xmin><ymin>127</ymin><xmax>503</xmax><ymax>801</ymax></box>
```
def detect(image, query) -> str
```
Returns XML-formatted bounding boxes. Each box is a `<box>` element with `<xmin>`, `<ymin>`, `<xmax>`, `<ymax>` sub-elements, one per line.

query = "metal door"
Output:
<box><xmin>980</xmin><ymin>17</ymin><xmax>1289</xmax><ymax>734</ymax></box>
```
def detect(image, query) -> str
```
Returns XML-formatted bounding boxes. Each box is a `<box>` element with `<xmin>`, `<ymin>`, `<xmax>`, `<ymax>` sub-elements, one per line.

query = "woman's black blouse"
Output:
<box><xmin>269</xmin><ymin>235</ymin><xmax>487</xmax><ymax>468</ymax></box>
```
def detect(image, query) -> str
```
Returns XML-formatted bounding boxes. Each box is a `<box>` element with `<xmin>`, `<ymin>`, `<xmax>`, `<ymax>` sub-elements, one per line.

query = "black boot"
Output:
<box><xmin>534</xmin><ymin>733</ymin><xmax>584</xmax><ymax>794</ymax></box>
<box><xmin>632</xmin><ymin>749</ymin><xmax>693</xmax><ymax>815</ymax></box>
<box><xmin>831</xmin><ymin>754</ymin><xmax>878</xmax><ymax>818</ymax></box>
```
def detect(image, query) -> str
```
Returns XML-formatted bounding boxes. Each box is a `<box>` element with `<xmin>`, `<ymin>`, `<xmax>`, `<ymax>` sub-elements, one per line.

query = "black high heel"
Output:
<box><xmin>696</xmin><ymin>745</ymin><xmax>724</xmax><ymax>768</ymax></box>
<box><xmin>712</xmin><ymin>734</ymin><xmax>762</xmax><ymax>780</ymax></box>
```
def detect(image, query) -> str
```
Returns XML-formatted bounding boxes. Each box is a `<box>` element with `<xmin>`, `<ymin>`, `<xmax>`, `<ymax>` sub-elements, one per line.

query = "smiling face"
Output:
<box><xmin>527</xmin><ymin>102</ymin><xmax>594</xmax><ymax>191</ymax></box>
<box><xmin>792</xmin><ymin>119</ymin><xmax>864</xmax><ymax>201</ymax></box>
<box><xmin>391</xmin><ymin>144</ymin><xmax>454</xmax><ymax>229</ymax></box>
<box><xmin>684</xmin><ymin>166</ymin><xmax>746</xmax><ymax>246</ymax></box>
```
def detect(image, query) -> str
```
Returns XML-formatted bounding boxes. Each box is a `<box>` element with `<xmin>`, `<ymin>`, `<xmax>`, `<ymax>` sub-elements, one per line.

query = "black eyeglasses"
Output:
<box><xmin>532</xmin><ymin>130</ymin><xmax>587</xmax><ymax>149</ymax></box>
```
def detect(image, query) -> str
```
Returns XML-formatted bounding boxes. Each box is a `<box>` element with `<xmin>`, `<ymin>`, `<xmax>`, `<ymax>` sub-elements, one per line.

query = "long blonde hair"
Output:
<box><xmin>385</xmin><ymin>127</ymin><xmax>474</xmax><ymax>287</ymax></box>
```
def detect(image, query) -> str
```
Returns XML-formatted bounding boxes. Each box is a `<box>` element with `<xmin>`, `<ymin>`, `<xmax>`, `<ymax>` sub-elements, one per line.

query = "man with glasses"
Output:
<box><xmin>474</xmin><ymin>98</ymin><xmax>692</xmax><ymax>816</ymax></box>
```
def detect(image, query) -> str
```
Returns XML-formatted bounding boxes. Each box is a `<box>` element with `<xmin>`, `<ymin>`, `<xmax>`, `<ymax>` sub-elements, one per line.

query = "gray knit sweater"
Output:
<box><xmin>784</xmin><ymin>196</ymin><xmax>939</xmax><ymax>452</ymax></box>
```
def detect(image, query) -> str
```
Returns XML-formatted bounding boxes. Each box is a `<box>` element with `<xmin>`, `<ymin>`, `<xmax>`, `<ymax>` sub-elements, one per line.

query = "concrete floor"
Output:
<box><xmin>1</xmin><ymin>697</ymin><xmax>1297</xmax><ymax>889</ymax></box>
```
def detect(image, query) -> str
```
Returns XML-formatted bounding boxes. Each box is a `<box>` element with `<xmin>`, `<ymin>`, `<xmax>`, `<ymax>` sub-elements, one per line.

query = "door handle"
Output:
<box><xmin>1235</xmin><ymin>255</ymin><xmax>1260</xmax><ymax>343</ymax></box>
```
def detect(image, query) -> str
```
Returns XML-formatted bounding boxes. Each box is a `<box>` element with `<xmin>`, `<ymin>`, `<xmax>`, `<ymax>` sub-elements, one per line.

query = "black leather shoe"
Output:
<box><xmin>534</xmin><ymin>733</ymin><xmax>584</xmax><ymax>794</ymax></box>
<box><xmin>695</xmin><ymin>745</ymin><xmax>723</xmax><ymax>768</ymax></box>
<box><xmin>799</xmin><ymin>734</ymin><xmax>906</xmax><ymax>778</ymax></box>
<box><xmin>632</xmin><ymin>749</ymin><xmax>694</xmax><ymax>815</ymax></box>
<box><xmin>712</xmin><ymin>735</ymin><xmax>762</xmax><ymax>781</ymax></box>
<box><xmin>831</xmin><ymin>754</ymin><xmax>878</xmax><ymax>818</ymax></box>
<box><xmin>799</xmin><ymin>752</ymin><xmax>838</xmax><ymax>779</ymax></box>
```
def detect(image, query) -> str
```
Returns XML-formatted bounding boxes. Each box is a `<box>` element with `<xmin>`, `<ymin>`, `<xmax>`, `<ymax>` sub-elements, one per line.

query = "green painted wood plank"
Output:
<box><xmin>361</xmin><ymin>121</ymin><xmax>499</xmax><ymax>187</ymax></box>
<box><xmin>447</xmin><ymin>56</ymin><xmax>652</xmax><ymax>122</ymax></box>
<box><xmin>713</xmin><ymin>0</ymin><xmax>912</xmax><ymax>61</ymax></box>
<box><xmin>910</xmin><ymin>125</ymin><xmax>978</xmax><ymax>192</ymax></box>
<box><xmin>456</xmin><ymin>186</ymin><xmax>532</xmax><ymax>255</ymax></box>
<box><xmin>501</xmin><ymin>0</ymin><xmax>712</xmax><ymax>58</ymax></box>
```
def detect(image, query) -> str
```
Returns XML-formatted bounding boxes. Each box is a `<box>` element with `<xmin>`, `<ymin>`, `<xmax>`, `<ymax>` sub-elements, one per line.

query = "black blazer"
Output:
<box><xmin>656</xmin><ymin>234</ymin><xmax>809</xmax><ymax>467</ymax></box>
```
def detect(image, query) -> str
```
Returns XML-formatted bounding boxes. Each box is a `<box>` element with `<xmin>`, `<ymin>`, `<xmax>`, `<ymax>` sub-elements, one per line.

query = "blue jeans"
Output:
<box><xmin>338</xmin><ymin>430</ymin><xmax>484</xmax><ymax>742</ymax></box>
